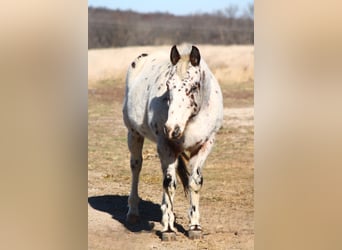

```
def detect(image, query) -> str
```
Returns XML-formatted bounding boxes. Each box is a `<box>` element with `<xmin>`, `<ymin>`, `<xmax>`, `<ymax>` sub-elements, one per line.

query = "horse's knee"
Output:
<box><xmin>130</xmin><ymin>157</ymin><xmax>142</xmax><ymax>171</ymax></box>
<box><xmin>163</xmin><ymin>174</ymin><xmax>176</xmax><ymax>191</ymax></box>
<box><xmin>189</xmin><ymin>173</ymin><xmax>203</xmax><ymax>192</ymax></box>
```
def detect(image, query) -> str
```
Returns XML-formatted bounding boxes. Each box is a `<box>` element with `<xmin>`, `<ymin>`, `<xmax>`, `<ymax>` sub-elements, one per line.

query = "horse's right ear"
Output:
<box><xmin>170</xmin><ymin>45</ymin><xmax>180</xmax><ymax>65</ymax></box>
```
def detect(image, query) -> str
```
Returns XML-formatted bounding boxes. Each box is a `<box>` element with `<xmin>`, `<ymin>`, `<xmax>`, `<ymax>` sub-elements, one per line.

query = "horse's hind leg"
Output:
<box><xmin>126</xmin><ymin>130</ymin><xmax>144</xmax><ymax>224</ymax></box>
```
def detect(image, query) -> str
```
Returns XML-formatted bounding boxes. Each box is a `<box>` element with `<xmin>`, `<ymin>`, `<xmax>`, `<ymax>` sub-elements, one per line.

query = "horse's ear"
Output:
<box><xmin>190</xmin><ymin>46</ymin><xmax>201</xmax><ymax>66</ymax></box>
<box><xmin>170</xmin><ymin>45</ymin><xmax>180</xmax><ymax>65</ymax></box>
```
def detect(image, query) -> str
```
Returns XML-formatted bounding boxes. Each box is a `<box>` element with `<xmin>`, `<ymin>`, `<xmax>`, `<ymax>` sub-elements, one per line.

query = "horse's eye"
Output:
<box><xmin>190</xmin><ymin>85</ymin><xmax>197</xmax><ymax>92</ymax></box>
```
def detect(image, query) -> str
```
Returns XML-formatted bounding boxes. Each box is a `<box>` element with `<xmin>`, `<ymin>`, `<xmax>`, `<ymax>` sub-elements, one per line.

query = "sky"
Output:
<box><xmin>88</xmin><ymin>0</ymin><xmax>253</xmax><ymax>16</ymax></box>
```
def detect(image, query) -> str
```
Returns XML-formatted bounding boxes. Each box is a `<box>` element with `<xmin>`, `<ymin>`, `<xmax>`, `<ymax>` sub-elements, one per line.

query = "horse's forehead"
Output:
<box><xmin>169</xmin><ymin>61</ymin><xmax>199</xmax><ymax>86</ymax></box>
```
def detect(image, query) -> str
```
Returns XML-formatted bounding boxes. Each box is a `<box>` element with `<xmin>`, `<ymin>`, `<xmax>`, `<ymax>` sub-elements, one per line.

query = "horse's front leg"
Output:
<box><xmin>188</xmin><ymin>134</ymin><xmax>216</xmax><ymax>239</ymax></box>
<box><xmin>157</xmin><ymin>138</ymin><xmax>178</xmax><ymax>240</ymax></box>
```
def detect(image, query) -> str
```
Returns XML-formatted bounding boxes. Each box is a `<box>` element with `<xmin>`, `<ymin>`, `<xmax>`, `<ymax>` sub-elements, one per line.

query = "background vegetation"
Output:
<box><xmin>88</xmin><ymin>4</ymin><xmax>254</xmax><ymax>48</ymax></box>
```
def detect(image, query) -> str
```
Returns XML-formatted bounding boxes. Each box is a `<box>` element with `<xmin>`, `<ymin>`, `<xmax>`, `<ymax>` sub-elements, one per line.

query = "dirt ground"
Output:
<box><xmin>88</xmin><ymin>45</ymin><xmax>254</xmax><ymax>249</ymax></box>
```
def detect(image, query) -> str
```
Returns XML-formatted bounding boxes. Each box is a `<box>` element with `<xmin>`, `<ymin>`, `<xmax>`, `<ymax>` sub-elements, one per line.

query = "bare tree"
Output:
<box><xmin>224</xmin><ymin>5</ymin><xmax>239</xmax><ymax>19</ymax></box>
<box><xmin>243</xmin><ymin>3</ymin><xmax>254</xmax><ymax>20</ymax></box>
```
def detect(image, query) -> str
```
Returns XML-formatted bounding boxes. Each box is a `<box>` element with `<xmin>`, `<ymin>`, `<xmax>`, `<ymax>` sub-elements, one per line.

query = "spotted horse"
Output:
<box><xmin>122</xmin><ymin>44</ymin><xmax>223</xmax><ymax>240</ymax></box>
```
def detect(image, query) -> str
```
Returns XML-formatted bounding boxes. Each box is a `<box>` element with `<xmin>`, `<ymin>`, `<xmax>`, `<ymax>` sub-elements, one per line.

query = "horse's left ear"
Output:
<box><xmin>190</xmin><ymin>46</ymin><xmax>201</xmax><ymax>66</ymax></box>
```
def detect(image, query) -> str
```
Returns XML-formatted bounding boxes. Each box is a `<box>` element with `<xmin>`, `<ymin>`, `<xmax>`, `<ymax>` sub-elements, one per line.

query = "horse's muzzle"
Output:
<box><xmin>163</xmin><ymin>124</ymin><xmax>181</xmax><ymax>140</ymax></box>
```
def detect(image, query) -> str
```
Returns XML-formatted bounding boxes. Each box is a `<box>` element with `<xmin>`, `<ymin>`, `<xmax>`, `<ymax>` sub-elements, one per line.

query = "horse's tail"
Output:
<box><xmin>177</xmin><ymin>152</ymin><xmax>190</xmax><ymax>196</ymax></box>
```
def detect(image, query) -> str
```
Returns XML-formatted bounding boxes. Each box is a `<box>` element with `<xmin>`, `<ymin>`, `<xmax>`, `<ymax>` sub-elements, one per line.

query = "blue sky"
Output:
<box><xmin>88</xmin><ymin>0</ymin><xmax>253</xmax><ymax>16</ymax></box>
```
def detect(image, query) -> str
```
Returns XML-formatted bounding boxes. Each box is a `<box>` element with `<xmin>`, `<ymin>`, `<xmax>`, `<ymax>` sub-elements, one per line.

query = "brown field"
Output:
<box><xmin>88</xmin><ymin>45</ymin><xmax>254</xmax><ymax>249</ymax></box>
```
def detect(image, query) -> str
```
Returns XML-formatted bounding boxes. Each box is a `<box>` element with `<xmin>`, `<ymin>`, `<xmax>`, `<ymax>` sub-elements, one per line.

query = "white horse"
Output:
<box><xmin>122</xmin><ymin>44</ymin><xmax>223</xmax><ymax>240</ymax></box>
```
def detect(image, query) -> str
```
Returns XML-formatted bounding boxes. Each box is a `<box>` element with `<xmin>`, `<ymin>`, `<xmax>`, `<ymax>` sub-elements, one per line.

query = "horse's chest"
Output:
<box><xmin>182</xmin><ymin>129</ymin><xmax>207</xmax><ymax>150</ymax></box>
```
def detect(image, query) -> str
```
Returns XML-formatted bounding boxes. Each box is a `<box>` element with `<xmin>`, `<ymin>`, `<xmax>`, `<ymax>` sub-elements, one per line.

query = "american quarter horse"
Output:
<box><xmin>122</xmin><ymin>44</ymin><xmax>223</xmax><ymax>240</ymax></box>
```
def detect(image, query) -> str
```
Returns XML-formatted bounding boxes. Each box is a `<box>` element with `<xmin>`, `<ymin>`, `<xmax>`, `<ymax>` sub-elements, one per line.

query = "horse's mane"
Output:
<box><xmin>175</xmin><ymin>43</ymin><xmax>196</xmax><ymax>78</ymax></box>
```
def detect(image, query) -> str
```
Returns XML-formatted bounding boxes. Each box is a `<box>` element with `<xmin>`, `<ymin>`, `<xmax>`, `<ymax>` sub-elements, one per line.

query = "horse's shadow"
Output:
<box><xmin>88</xmin><ymin>195</ymin><xmax>186</xmax><ymax>236</ymax></box>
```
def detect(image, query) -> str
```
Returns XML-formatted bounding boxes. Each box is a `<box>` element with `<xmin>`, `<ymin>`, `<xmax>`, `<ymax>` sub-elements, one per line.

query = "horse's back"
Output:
<box><xmin>123</xmin><ymin>51</ymin><xmax>169</xmax><ymax>140</ymax></box>
<box><xmin>126</xmin><ymin>51</ymin><xmax>168</xmax><ymax>88</ymax></box>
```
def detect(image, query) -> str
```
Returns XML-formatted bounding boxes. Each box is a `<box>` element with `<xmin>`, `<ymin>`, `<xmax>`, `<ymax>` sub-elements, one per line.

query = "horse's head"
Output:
<box><xmin>164</xmin><ymin>45</ymin><xmax>203</xmax><ymax>140</ymax></box>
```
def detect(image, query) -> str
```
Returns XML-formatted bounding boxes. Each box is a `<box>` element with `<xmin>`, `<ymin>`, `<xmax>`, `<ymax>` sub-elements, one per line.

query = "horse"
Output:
<box><xmin>122</xmin><ymin>44</ymin><xmax>223</xmax><ymax>240</ymax></box>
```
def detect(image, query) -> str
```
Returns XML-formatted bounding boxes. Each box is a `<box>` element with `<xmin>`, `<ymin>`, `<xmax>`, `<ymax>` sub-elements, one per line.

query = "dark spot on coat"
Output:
<box><xmin>137</xmin><ymin>53</ymin><xmax>148</xmax><ymax>59</ymax></box>
<box><xmin>192</xmin><ymin>205</ymin><xmax>196</xmax><ymax>212</ymax></box>
<box><xmin>131</xmin><ymin>61</ymin><xmax>136</xmax><ymax>68</ymax></box>
<box><xmin>199</xmin><ymin>176</ymin><xmax>203</xmax><ymax>185</ymax></box>
<box><xmin>202</xmin><ymin>71</ymin><xmax>206</xmax><ymax>81</ymax></box>
<box><xmin>195</xmin><ymin>81</ymin><xmax>201</xmax><ymax>90</ymax></box>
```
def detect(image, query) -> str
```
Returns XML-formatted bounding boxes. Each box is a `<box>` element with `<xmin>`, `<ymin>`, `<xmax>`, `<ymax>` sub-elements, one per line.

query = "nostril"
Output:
<box><xmin>172</xmin><ymin>125</ymin><xmax>181</xmax><ymax>138</ymax></box>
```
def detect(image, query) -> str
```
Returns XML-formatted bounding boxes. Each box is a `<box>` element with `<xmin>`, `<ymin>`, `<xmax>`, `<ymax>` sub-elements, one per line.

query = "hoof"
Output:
<box><xmin>188</xmin><ymin>225</ymin><xmax>203</xmax><ymax>240</ymax></box>
<box><xmin>126</xmin><ymin>214</ymin><xmax>140</xmax><ymax>225</ymax></box>
<box><xmin>161</xmin><ymin>231</ymin><xmax>176</xmax><ymax>241</ymax></box>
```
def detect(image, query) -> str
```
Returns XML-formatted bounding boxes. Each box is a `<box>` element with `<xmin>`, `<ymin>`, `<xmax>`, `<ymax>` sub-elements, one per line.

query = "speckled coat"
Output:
<box><xmin>122</xmin><ymin>44</ymin><xmax>223</xmax><ymax>239</ymax></box>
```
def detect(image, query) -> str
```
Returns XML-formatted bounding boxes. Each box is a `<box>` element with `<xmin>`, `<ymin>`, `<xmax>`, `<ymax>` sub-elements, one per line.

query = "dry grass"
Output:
<box><xmin>88</xmin><ymin>45</ymin><xmax>254</xmax><ymax>87</ymax></box>
<box><xmin>88</xmin><ymin>45</ymin><xmax>254</xmax><ymax>249</ymax></box>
